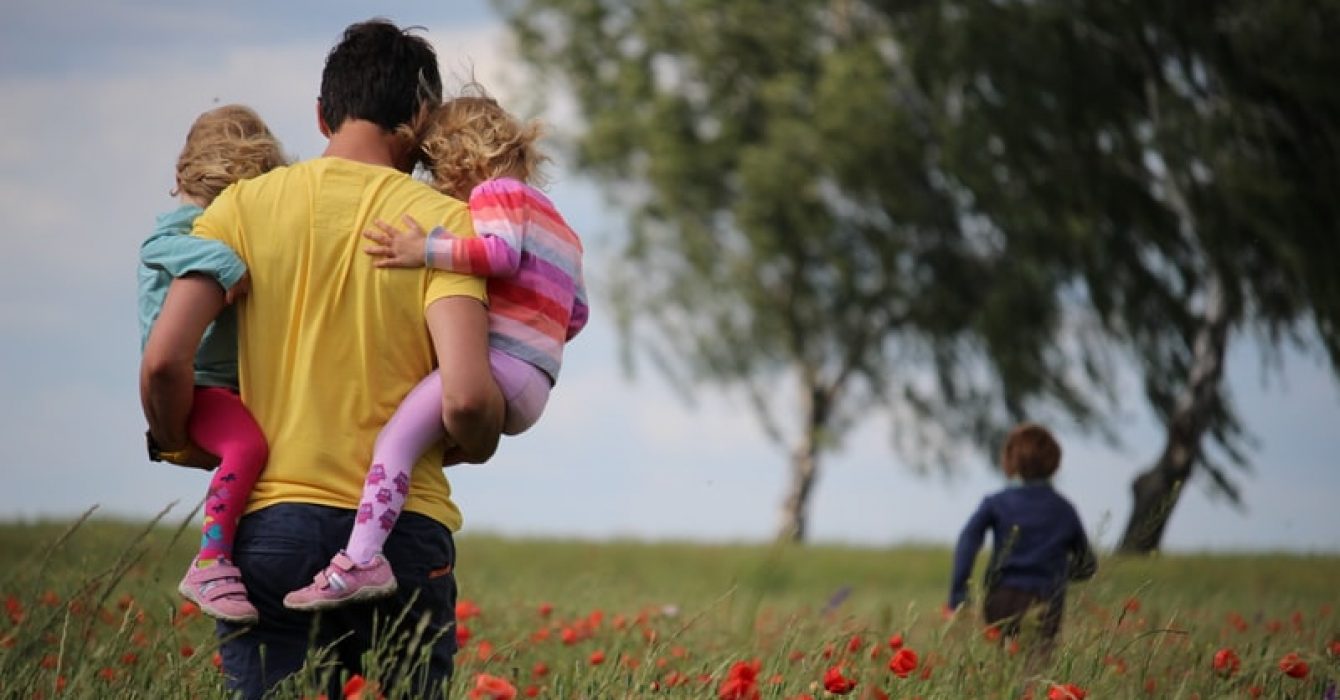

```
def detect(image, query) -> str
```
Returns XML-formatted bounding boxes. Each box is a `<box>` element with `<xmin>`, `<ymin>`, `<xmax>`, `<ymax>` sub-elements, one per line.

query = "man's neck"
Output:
<box><xmin>322</xmin><ymin>119</ymin><xmax>404</xmax><ymax>170</ymax></box>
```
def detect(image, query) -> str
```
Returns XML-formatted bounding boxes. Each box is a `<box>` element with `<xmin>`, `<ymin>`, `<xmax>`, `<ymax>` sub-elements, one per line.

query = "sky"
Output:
<box><xmin>1</xmin><ymin>1</ymin><xmax>1337</xmax><ymax>554</ymax></box>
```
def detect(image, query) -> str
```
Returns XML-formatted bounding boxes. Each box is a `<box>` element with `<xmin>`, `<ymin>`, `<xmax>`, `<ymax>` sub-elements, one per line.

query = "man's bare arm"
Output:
<box><xmin>426</xmin><ymin>296</ymin><xmax>504</xmax><ymax>462</ymax></box>
<box><xmin>141</xmin><ymin>274</ymin><xmax>225</xmax><ymax>456</ymax></box>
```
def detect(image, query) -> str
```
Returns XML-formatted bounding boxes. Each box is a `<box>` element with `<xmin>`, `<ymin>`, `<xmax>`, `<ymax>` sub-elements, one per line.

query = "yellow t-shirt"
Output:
<box><xmin>194</xmin><ymin>157</ymin><xmax>484</xmax><ymax>530</ymax></box>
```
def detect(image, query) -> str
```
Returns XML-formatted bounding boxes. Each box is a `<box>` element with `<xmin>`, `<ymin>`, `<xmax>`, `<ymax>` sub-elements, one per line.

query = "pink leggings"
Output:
<box><xmin>189</xmin><ymin>386</ymin><xmax>268</xmax><ymax>564</ymax></box>
<box><xmin>344</xmin><ymin>350</ymin><xmax>549</xmax><ymax>563</ymax></box>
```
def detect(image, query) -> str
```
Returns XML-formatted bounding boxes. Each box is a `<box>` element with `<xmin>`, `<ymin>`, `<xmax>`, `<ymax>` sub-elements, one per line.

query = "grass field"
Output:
<box><xmin>0</xmin><ymin>511</ymin><xmax>1336</xmax><ymax>698</ymax></box>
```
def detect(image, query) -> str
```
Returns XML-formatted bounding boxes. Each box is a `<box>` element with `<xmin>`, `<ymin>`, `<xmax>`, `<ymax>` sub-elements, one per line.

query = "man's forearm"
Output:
<box><xmin>426</xmin><ymin>295</ymin><xmax>504</xmax><ymax>463</ymax></box>
<box><xmin>140</xmin><ymin>274</ymin><xmax>226</xmax><ymax>449</ymax></box>
<box><xmin>141</xmin><ymin>360</ymin><xmax>195</xmax><ymax>449</ymax></box>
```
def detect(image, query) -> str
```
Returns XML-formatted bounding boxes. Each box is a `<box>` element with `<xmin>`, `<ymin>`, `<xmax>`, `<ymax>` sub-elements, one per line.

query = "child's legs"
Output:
<box><xmin>983</xmin><ymin>586</ymin><xmax>1035</xmax><ymax>638</ymax></box>
<box><xmin>345</xmin><ymin>371</ymin><xmax>446</xmax><ymax>564</ymax></box>
<box><xmin>490</xmin><ymin>348</ymin><xmax>551</xmax><ymax>436</ymax></box>
<box><xmin>189</xmin><ymin>386</ymin><xmax>268</xmax><ymax>565</ymax></box>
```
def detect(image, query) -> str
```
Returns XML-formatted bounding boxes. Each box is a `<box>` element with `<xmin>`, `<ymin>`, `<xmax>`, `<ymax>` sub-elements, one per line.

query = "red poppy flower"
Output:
<box><xmin>537</xmin><ymin>602</ymin><xmax>553</xmax><ymax>617</ymax></box>
<box><xmin>532</xmin><ymin>662</ymin><xmax>549</xmax><ymax>678</ymax></box>
<box><xmin>823</xmin><ymin>665</ymin><xmax>857</xmax><ymax>695</ymax></box>
<box><xmin>342</xmin><ymin>675</ymin><xmax>366</xmax><ymax>699</ymax></box>
<box><xmin>560</xmin><ymin>627</ymin><xmax>579</xmax><ymax>645</ymax></box>
<box><xmin>983</xmin><ymin>625</ymin><xmax>1002</xmax><ymax>643</ymax></box>
<box><xmin>662</xmin><ymin>670</ymin><xmax>689</xmax><ymax>688</ymax></box>
<box><xmin>523</xmin><ymin>685</ymin><xmax>540</xmax><ymax>698</ymax></box>
<box><xmin>588</xmin><ymin>650</ymin><xmax>605</xmax><ymax>665</ymax></box>
<box><xmin>888</xmin><ymin>648</ymin><xmax>918</xmax><ymax>678</ymax></box>
<box><xmin>887</xmin><ymin>633</ymin><xmax>904</xmax><ymax>651</ymax></box>
<box><xmin>1212</xmin><ymin>648</ymin><xmax>1240</xmax><ymax>677</ymax></box>
<box><xmin>718</xmin><ymin>660</ymin><xmax>762</xmax><ymax>700</ymax></box>
<box><xmin>468</xmin><ymin>673</ymin><xmax>518</xmax><ymax>700</ymax></box>
<box><xmin>846</xmin><ymin>634</ymin><xmax>864</xmax><ymax>654</ymax></box>
<box><xmin>455</xmin><ymin>599</ymin><xmax>481</xmax><ymax>620</ymax></box>
<box><xmin>2</xmin><ymin>596</ymin><xmax>20</xmax><ymax>625</ymax></box>
<box><xmin>1046</xmin><ymin>683</ymin><xmax>1087</xmax><ymax>700</ymax></box>
<box><xmin>1278</xmin><ymin>652</ymin><xmax>1309</xmax><ymax>679</ymax></box>
<box><xmin>456</xmin><ymin>623</ymin><xmax>472</xmax><ymax>646</ymax></box>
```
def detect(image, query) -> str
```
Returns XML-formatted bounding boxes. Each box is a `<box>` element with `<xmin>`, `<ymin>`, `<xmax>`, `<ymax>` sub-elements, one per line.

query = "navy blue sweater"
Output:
<box><xmin>948</xmin><ymin>481</ymin><xmax>1096</xmax><ymax>609</ymax></box>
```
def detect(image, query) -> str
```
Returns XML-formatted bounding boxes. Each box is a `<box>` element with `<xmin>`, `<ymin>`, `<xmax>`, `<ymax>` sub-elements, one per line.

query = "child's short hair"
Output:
<box><xmin>418</xmin><ymin>85</ymin><xmax>548</xmax><ymax>199</ymax></box>
<box><xmin>175</xmin><ymin>105</ymin><xmax>286</xmax><ymax>205</ymax></box>
<box><xmin>1000</xmin><ymin>423</ymin><xmax>1062</xmax><ymax>480</ymax></box>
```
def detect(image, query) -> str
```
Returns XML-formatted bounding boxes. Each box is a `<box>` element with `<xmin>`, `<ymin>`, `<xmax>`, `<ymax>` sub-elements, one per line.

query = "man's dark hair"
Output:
<box><xmin>319</xmin><ymin>18</ymin><xmax>442</xmax><ymax>133</ymax></box>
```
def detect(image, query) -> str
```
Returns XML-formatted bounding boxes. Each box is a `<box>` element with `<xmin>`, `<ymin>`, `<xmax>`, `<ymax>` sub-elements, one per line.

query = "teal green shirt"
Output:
<box><xmin>137</xmin><ymin>204</ymin><xmax>247</xmax><ymax>389</ymax></box>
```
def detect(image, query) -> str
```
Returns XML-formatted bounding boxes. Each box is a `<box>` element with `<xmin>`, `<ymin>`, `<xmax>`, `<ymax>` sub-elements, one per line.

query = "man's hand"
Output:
<box><xmin>148</xmin><ymin>432</ymin><xmax>220</xmax><ymax>470</ymax></box>
<box><xmin>363</xmin><ymin>215</ymin><xmax>436</xmax><ymax>268</ymax></box>
<box><xmin>224</xmin><ymin>271</ymin><xmax>251</xmax><ymax>305</ymax></box>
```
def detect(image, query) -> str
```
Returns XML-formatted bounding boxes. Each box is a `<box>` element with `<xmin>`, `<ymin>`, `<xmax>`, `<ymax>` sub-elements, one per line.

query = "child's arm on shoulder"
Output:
<box><xmin>948</xmin><ymin>497</ymin><xmax>993</xmax><ymax>609</ymax></box>
<box><xmin>140</xmin><ymin>233</ymin><xmax>247</xmax><ymax>294</ymax></box>
<box><xmin>364</xmin><ymin>179</ymin><xmax>529</xmax><ymax>277</ymax></box>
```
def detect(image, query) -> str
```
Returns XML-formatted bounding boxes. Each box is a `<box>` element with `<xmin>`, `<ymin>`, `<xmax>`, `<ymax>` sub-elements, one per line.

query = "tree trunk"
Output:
<box><xmin>776</xmin><ymin>440</ymin><xmax>820</xmax><ymax>542</ymax></box>
<box><xmin>776</xmin><ymin>384</ymin><xmax>829</xmax><ymax>543</ymax></box>
<box><xmin>1117</xmin><ymin>275</ymin><xmax>1230</xmax><ymax>553</ymax></box>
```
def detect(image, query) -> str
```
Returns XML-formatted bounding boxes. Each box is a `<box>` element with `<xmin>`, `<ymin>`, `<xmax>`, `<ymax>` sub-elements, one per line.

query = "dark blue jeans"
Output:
<box><xmin>217</xmin><ymin>503</ymin><xmax>458</xmax><ymax>699</ymax></box>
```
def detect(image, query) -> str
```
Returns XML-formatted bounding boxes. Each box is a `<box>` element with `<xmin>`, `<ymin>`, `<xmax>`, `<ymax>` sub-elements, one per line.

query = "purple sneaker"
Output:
<box><xmin>178</xmin><ymin>558</ymin><xmax>258</xmax><ymax>625</ymax></box>
<box><xmin>283</xmin><ymin>551</ymin><xmax>397</xmax><ymax>611</ymax></box>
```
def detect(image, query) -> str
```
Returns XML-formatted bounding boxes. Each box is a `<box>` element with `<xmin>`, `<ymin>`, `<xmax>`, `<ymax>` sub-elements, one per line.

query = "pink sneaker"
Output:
<box><xmin>283</xmin><ymin>551</ymin><xmax>397</xmax><ymax>611</ymax></box>
<box><xmin>178</xmin><ymin>558</ymin><xmax>258</xmax><ymax>625</ymax></box>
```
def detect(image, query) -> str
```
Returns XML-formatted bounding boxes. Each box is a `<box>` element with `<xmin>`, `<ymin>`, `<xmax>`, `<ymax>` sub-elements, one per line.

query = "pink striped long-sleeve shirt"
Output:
<box><xmin>425</xmin><ymin>177</ymin><xmax>588</xmax><ymax>382</ymax></box>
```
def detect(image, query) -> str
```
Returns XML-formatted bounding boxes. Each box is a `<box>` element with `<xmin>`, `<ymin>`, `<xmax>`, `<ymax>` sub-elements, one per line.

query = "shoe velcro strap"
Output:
<box><xmin>200</xmin><ymin>579</ymin><xmax>248</xmax><ymax>602</ymax></box>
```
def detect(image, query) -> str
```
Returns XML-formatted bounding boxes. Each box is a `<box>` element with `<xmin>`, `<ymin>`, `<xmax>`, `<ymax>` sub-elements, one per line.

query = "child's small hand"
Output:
<box><xmin>224</xmin><ymin>272</ymin><xmax>251</xmax><ymax>305</ymax></box>
<box><xmin>363</xmin><ymin>215</ymin><xmax>430</xmax><ymax>268</ymax></box>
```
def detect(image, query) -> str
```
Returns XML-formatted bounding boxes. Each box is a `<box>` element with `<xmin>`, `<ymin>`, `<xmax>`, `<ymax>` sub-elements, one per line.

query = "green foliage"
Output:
<box><xmin>1</xmin><ymin>519</ymin><xmax>1337</xmax><ymax>698</ymax></box>
<box><xmin>499</xmin><ymin>0</ymin><xmax>1104</xmax><ymax>477</ymax></box>
<box><xmin>497</xmin><ymin>0</ymin><xmax>1340</xmax><ymax>534</ymax></box>
<box><xmin>902</xmin><ymin>0</ymin><xmax>1340</xmax><ymax>497</ymax></box>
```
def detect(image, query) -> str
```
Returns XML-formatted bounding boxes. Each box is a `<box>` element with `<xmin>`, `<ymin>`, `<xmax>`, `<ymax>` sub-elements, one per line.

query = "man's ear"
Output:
<box><xmin>316</xmin><ymin>100</ymin><xmax>331</xmax><ymax>137</ymax></box>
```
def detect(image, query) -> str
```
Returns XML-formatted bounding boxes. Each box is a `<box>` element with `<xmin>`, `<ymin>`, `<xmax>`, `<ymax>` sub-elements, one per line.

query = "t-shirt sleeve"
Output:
<box><xmin>192</xmin><ymin>186</ymin><xmax>241</xmax><ymax>252</ymax></box>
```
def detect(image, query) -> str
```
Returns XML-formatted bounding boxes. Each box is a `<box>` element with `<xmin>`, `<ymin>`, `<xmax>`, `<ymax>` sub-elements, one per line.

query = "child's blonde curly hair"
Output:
<box><xmin>174</xmin><ymin>104</ymin><xmax>286</xmax><ymax>205</ymax></box>
<box><xmin>418</xmin><ymin>86</ymin><xmax>548</xmax><ymax>200</ymax></box>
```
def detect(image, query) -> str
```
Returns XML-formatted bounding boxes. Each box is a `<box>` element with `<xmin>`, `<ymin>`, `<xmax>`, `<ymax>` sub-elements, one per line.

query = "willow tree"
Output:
<box><xmin>499</xmin><ymin>0</ymin><xmax>1104</xmax><ymax>541</ymax></box>
<box><xmin>897</xmin><ymin>0</ymin><xmax>1340</xmax><ymax>551</ymax></box>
